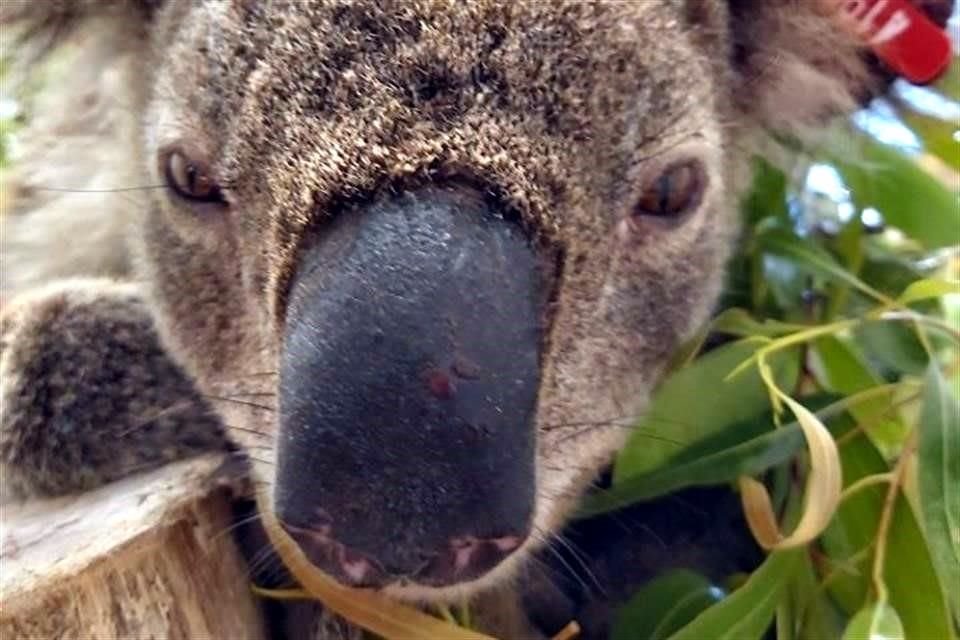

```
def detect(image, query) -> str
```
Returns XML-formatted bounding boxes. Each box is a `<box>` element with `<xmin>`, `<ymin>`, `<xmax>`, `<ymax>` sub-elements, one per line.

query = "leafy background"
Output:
<box><xmin>1</xmin><ymin>11</ymin><xmax>958</xmax><ymax>640</ymax></box>
<box><xmin>583</xmin><ymin>30</ymin><xmax>960</xmax><ymax>640</ymax></box>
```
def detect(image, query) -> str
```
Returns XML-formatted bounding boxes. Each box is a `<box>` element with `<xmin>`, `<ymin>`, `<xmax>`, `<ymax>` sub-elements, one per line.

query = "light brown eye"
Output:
<box><xmin>163</xmin><ymin>150</ymin><xmax>224</xmax><ymax>203</ymax></box>
<box><xmin>633</xmin><ymin>160</ymin><xmax>705</xmax><ymax>219</ymax></box>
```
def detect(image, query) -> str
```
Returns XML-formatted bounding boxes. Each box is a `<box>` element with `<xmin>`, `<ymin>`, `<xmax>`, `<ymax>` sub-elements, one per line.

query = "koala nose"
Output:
<box><xmin>275</xmin><ymin>184</ymin><xmax>542</xmax><ymax>588</ymax></box>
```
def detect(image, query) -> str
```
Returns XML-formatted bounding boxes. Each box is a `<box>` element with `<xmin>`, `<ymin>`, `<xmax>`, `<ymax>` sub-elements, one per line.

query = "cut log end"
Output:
<box><xmin>0</xmin><ymin>455</ymin><xmax>266</xmax><ymax>639</ymax></box>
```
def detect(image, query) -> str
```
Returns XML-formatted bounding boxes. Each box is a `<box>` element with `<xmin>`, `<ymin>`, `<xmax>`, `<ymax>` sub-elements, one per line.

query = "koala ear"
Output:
<box><xmin>727</xmin><ymin>0</ymin><xmax>954</xmax><ymax>131</ymax></box>
<box><xmin>0</xmin><ymin>0</ymin><xmax>164</xmax><ymax>63</ymax></box>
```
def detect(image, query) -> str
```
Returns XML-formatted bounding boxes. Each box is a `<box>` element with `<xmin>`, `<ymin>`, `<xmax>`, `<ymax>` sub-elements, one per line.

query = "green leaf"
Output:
<box><xmin>711</xmin><ymin>308</ymin><xmax>805</xmax><ymax>338</ymax></box>
<box><xmin>791</xmin><ymin>551</ymin><xmax>845</xmax><ymax>640</ymax></box>
<box><xmin>896</xmin><ymin>278</ymin><xmax>960</xmax><ymax>306</ymax></box>
<box><xmin>762</xmin><ymin>253</ymin><xmax>809</xmax><ymax>313</ymax></box>
<box><xmin>741</xmin><ymin>156</ymin><xmax>790</xmax><ymax>226</ymax></box>
<box><xmin>819</xmin><ymin>414</ymin><xmax>955</xmax><ymax>639</ymax></box>
<box><xmin>811</xmin><ymin>337</ymin><xmax>879</xmax><ymax>396</ymax></box>
<box><xmin>666</xmin><ymin>550</ymin><xmax>802</xmax><ymax>640</ymax></box>
<box><xmin>897</xmin><ymin>105</ymin><xmax>960</xmax><ymax>172</ymax></box>
<box><xmin>829</xmin><ymin>135</ymin><xmax>960</xmax><ymax>251</ymax></box>
<box><xmin>824</xmin><ymin>216</ymin><xmax>867</xmax><ymax>321</ymax></box>
<box><xmin>917</xmin><ymin>363</ymin><xmax>960</xmax><ymax>624</ymax></box>
<box><xmin>611</xmin><ymin>570</ymin><xmax>723</xmax><ymax>640</ymax></box>
<box><xmin>857</xmin><ymin>243</ymin><xmax>938</xmax><ymax>305</ymax></box>
<box><xmin>613</xmin><ymin>339</ymin><xmax>800</xmax><ymax>482</ymax></box>
<box><xmin>855</xmin><ymin>321</ymin><xmax>930</xmax><ymax>378</ymax></box>
<box><xmin>757</xmin><ymin>227</ymin><xmax>890</xmax><ymax>303</ymax></box>
<box><xmin>581</xmin><ymin>420</ymin><xmax>805</xmax><ymax>518</ymax></box>
<box><xmin>811</xmin><ymin>337</ymin><xmax>910</xmax><ymax>458</ymax></box>
<box><xmin>841</xmin><ymin>602</ymin><xmax>905</xmax><ymax>640</ymax></box>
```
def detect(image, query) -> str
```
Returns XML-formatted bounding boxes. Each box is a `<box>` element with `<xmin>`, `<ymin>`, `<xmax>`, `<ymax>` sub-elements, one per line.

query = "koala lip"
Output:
<box><xmin>279</xmin><ymin>519</ymin><xmax>526</xmax><ymax>589</ymax></box>
<box><xmin>274</xmin><ymin>184</ymin><xmax>542</xmax><ymax>589</ymax></box>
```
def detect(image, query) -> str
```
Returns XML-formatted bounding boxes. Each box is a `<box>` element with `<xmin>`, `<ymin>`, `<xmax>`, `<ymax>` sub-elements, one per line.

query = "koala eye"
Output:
<box><xmin>633</xmin><ymin>160</ymin><xmax>705</xmax><ymax>219</ymax></box>
<box><xmin>163</xmin><ymin>150</ymin><xmax>224</xmax><ymax>203</ymax></box>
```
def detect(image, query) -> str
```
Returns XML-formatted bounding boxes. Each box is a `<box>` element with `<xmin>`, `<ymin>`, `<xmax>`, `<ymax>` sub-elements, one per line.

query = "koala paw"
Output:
<box><xmin>0</xmin><ymin>279</ymin><xmax>229</xmax><ymax>501</ymax></box>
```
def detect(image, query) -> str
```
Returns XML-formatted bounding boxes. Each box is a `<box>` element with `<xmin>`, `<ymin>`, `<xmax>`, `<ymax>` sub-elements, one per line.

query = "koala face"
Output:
<box><xmin>111</xmin><ymin>0</ymin><xmax>926</xmax><ymax>600</ymax></box>
<box><xmin>137</xmin><ymin>0</ymin><xmax>733</xmax><ymax>597</ymax></box>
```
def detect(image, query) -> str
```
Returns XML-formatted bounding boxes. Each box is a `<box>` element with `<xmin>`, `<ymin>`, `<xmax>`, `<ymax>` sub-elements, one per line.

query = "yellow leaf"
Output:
<box><xmin>256</xmin><ymin>493</ymin><xmax>498</xmax><ymax>640</ymax></box>
<box><xmin>740</xmin><ymin>395</ymin><xmax>843</xmax><ymax>550</ymax></box>
<box><xmin>739</xmin><ymin>476</ymin><xmax>783</xmax><ymax>549</ymax></box>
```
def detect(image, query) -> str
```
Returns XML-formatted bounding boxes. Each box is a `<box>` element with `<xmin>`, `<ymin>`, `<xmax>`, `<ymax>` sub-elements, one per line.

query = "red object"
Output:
<box><xmin>834</xmin><ymin>0</ymin><xmax>953</xmax><ymax>85</ymax></box>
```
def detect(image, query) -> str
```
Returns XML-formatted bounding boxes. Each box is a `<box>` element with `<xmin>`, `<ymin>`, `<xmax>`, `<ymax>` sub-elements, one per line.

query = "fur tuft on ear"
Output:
<box><xmin>727</xmin><ymin>0</ymin><xmax>954</xmax><ymax>132</ymax></box>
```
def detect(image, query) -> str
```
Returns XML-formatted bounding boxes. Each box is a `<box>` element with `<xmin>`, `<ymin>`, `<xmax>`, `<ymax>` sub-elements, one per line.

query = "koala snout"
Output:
<box><xmin>279</xmin><ymin>520</ymin><xmax>526</xmax><ymax>588</ymax></box>
<box><xmin>275</xmin><ymin>185</ymin><xmax>542</xmax><ymax>588</ymax></box>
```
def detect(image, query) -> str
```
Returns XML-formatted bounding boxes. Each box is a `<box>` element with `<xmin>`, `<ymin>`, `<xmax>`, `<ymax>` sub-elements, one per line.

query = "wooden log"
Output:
<box><xmin>0</xmin><ymin>455</ymin><xmax>266</xmax><ymax>639</ymax></box>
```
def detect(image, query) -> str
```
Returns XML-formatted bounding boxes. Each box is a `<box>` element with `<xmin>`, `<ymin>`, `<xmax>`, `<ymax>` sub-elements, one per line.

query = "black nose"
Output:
<box><xmin>274</xmin><ymin>184</ymin><xmax>541</xmax><ymax>587</ymax></box>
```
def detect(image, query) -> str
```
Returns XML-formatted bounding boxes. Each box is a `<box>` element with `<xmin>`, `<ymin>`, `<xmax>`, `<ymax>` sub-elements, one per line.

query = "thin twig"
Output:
<box><xmin>871</xmin><ymin>432</ymin><xmax>916</xmax><ymax>604</ymax></box>
<box><xmin>839</xmin><ymin>473</ymin><xmax>893</xmax><ymax>504</ymax></box>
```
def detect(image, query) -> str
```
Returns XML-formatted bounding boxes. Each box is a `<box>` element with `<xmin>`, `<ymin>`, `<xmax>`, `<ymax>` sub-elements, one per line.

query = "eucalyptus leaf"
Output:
<box><xmin>613</xmin><ymin>339</ymin><xmax>800</xmax><ymax>483</ymax></box>
<box><xmin>581</xmin><ymin>420</ymin><xmax>804</xmax><ymax>518</ymax></box>
<box><xmin>841</xmin><ymin>602</ymin><xmax>905</xmax><ymax>640</ymax></box>
<box><xmin>744</xmin><ymin>393</ymin><xmax>841</xmax><ymax>551</ymax></box>
<box><xmin>740</xmin><ymin>156</ymin><xmax>790</xmax><ymax>226</ymax></box>
<box><xmin>711</xmin><ymin>308</ymin><xmax>805</xmax><ymax>338</ymax></box>
<box><xmin>819</xmin><ymin>415</ymin><xmax>954</xmax><ymax>639</ymax></box>
<box><xmin>811</xmin><ymin>337</ymin><xmax>909</xmax><ymax>458</ymax></box>
<box><xmin>917</xmin><ymin>363</ymin><xmax>960</xmax><ymax>624</ymax></box>
<box><xmin>791</xmin><ymin>551</ymin><xmax>845</xmax><ymax>640</ymax></box>
<box><xmin>829</xmin><ymin>135</ymin><xmax>960</xmax><ymax>251</ymax></box>
<box><xmin>854</xmin><ymin>321</ymin><xmax>930</xmax><ymax>378</ymax></box>
<box><xmin>763</xmin><ymin>253</ymin><xmax>810</xmax><ymax>312</ymax></box>
<box><xmin>857</xmin><ymin>244</ymin><xmax>934</xmax><ymax>305</ymax></box>
<box><xmin>897</xmin><ymin>278</ymin><xmax>960</xmax><ymax>306</ymax></box>
<box><xmin>611</xmin><ymin>570</ymin><xmax>723</xmax><ymax>640</ymax></box>
<box><xmin>666</xmin><ymin>550</ymin><xmax>802</xmax><ymax>640</ymax></box>
<box><xmin>758</xmin><ymin>227</ymin><xmax>890</xmax><ymax>303</ymax></box>
<box><xmin>824</xmin><ymin>215</ymin><xmax>866</xmax><ymax>320</ymax></box>
<box><xmin>897</xmin><ymin>105</ymin><xmax>960</xmax><ymax>172</ymax></box>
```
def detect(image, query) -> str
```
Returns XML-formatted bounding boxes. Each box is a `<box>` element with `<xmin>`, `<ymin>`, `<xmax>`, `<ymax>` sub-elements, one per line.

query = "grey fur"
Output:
<box><xmin>0</xmin><ymin>1</ymin><xmax>952</xmax><ymax>637</ymax></box>
<box><xmin>0</xmin><ymin>279</ymin><xmax>229</xmax><ymax>501</ymax></box>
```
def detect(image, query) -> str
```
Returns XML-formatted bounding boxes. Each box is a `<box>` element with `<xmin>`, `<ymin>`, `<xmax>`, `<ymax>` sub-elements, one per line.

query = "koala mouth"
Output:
<box><xmin>280</xmin><ymin>520</ymin><xmax>525</xmax><ymax>589</ymax></box>
<box><xmin>273</xmin><ymin>184</ymin><xmax>544</xmax><ymax>590</ymax></box>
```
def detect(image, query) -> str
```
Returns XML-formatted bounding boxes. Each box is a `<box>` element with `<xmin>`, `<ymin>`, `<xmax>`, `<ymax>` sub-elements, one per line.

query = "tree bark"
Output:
<box><xmin>0</xmin><ymin>455</ymin><xmax>266</xmax><ymax>639</ymax></box>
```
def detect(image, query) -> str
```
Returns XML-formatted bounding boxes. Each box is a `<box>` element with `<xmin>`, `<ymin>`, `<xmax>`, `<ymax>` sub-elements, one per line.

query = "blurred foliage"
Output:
<box><xmin>0</xmin><ymin>55</ymin><xmax>15</xmax><ymax>170</ymax></box>
<box><xmin>0</xmin><ymin>40</ymin><xmax>62</xmax><ymax>172</ymax></box>
<box><xmin>585</xmin><ymin>57</ymin><xmax>960</xmax><ymax>640</ymax></box>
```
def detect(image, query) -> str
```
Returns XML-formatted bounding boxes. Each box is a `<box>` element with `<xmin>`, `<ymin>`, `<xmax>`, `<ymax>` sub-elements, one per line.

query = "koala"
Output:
<box><xmin>1</xmin><ymin>1</ymin><xmax>953</xmax><ymax>638</ymax></box>
<box><xmin>0</xmin><ymin>279</ymin><xmax>228</xmax><ymax>501</ymax></box>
